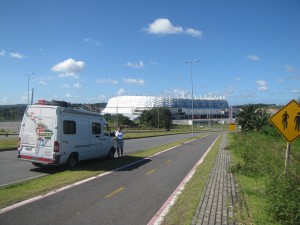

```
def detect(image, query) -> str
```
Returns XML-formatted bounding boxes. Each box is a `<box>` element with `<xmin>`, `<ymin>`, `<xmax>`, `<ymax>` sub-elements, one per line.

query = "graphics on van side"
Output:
<box><xmin>27</xmin><ymin>112</ymin><xmax>53</xmax><ymax>152</ymax></box>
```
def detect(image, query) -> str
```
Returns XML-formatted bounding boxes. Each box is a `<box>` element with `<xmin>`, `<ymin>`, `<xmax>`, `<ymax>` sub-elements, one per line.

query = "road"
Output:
<box><xmin>0</xmin><ymin>133</ymin><xmax>220</xmax><ymax>225</ymax></box>
<box><xmin>0</xmin><ymin>133</ymin><xmax>195</xmax><ymax>187</ymax></box>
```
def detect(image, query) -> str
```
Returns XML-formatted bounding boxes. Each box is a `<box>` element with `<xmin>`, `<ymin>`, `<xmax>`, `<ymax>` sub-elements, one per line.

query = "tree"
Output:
<box><xmin>103</xmin><ymin>113</ymin><xmax>134</xmax><ymax>128</ymax></box>
<box><xmin>236</xmin><ymin>104</ymin><xmax>270</xmax><ymax>132</ymax></box>
<box><xmin>139</xmin><ymin>107</ymin><xmax>172</xmax><ymax>130</ymax></box>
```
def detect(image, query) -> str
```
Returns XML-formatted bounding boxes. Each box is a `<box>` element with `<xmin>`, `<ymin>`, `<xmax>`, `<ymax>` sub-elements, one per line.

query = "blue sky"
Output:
<box><xmin>0</xmin><ymin>0</ymin><xmax>299</xmax><ymax>106</ymax></box>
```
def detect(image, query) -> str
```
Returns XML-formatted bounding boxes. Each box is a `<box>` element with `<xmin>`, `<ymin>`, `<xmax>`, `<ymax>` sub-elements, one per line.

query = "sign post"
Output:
<box><xmin>269</xmin><ymin>99</ymin><xmax>300</xmax><ymax>174</ymax></box>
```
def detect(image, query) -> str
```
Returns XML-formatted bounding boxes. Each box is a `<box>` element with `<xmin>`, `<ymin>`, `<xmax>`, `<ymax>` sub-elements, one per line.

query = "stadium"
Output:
<box><xmin>102</xmin><ymin>96</ymin><xmax>230</xmax><ymax>123</ymax></box>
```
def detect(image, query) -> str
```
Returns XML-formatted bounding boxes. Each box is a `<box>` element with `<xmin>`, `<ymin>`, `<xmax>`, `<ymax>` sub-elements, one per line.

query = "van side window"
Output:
<box><xmin>92</xmin><ymin>123</ymin><xmax>101</xmax><ymax>134</ymax></box>
<box><xmin>104</xmin><ymin>124</ymin><xmax>111</xmax><ymax>136</ymax></box>
<box><xmin>63</xmin><ymin>120</ymin><xmax>76</xmax><ymax>134</ymax></box>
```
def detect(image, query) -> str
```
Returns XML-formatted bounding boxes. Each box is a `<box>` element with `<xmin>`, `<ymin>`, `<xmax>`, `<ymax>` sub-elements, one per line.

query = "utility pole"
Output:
<box><xmin>184</xmin><ymin>60</ymin><xmax>199</xmax><ymax>136</ymax></box>
<box><xmin>25</xmin><ymin>73</ymin><xmax>34</xmax><ymax>105</ymax></box>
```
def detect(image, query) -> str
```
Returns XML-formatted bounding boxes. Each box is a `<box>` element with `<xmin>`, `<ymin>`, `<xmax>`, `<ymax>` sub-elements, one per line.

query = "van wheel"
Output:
<box><xmin>66</xmin><ymin>154</ymin><xmax>78</xmax><ymax>169</ymax></box>
<box><xmin>107</xmin><ymin>148</ymin><xmax>115</xmax><ymax>160</ymax></box>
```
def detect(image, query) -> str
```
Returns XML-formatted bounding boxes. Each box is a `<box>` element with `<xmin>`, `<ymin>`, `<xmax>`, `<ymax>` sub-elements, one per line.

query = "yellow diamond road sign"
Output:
<box><xmin>269</xmin><ymin>99</ymin><xmax>300</xmax><ymax>143</ymax></box>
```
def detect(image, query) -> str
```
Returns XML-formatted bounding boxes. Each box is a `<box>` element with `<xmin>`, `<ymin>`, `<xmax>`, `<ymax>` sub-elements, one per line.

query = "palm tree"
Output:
<box><xmin>236</xmin><ymin>104</ymin><xmax>257</xmax><ymax>132</ymax></box>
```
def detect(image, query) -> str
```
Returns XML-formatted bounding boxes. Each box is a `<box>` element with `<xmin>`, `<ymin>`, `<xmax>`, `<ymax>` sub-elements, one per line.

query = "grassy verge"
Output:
<box><xmin>0</xmin><ymin>136</ymin><xmax>199</xmax><ymax>209</ymax></box>
<box><xmin>0</xmin><ymin>137</ymin><xmax>18</xmax><ymax>150</ymax></box>
<box><xmin>227</xmin><ymin>131</ymin><xmax>300</xmax><ymax>225</ymax></box>
<box><xmin>160</xmin><ymin>135</ymin><xmax>221</xmax><ymax>225</ymax></box>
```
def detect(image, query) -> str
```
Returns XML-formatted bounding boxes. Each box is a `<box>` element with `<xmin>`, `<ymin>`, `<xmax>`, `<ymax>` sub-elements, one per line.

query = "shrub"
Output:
<box><xmin>266</xmin><ymin>175</ymin><xmax>300</xmax><ymax>225</ymax></box>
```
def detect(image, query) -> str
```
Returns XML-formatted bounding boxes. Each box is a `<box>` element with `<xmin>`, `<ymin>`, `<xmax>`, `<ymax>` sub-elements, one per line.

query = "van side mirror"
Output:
<box><xmin>110</xmin><ymin>132</ymin><xmax>115</xmax><ymax>137</ymax></box>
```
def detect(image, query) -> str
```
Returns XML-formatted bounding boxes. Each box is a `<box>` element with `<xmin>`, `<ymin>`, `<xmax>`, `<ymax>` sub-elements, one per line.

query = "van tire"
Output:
<box><xmin>107</xmin><ymin>147</ymin><xmax>115</xmax><ymax>160</ymax></box>
<box><xmin>66</xmin><ymin>153</ymin><xmax>78</xmax><ymax>169</ymax></box>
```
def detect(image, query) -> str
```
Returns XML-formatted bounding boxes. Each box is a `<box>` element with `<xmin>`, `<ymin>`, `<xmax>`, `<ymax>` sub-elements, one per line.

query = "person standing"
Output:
<box><xmin>115</xmin><ymin>126</ymin><xmax>128</xmax><ymax>157</ymax></box>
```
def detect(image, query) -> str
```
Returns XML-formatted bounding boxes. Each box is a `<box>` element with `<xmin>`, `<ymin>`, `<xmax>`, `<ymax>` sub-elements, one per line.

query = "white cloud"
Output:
<box><xmin>257</xmin><ymin>86</ymin><xmax>268</xmax><ymax>91</ymax></box>
<box><xmin>122</xmin><ymin>78</ymin><xmax>144</xmax><ymax>85</ymax></box>
<box><xmin>164</xmin><ymin>88</ymin><xmax>189</xmax><ymax>98</ymax></box>
<box><xmin>125</xmin><ymin>61</ymin><xmax>144</xmax><ymax>69</ymax></box>
<box><xmin>247</xmin><ymin>55</ymin><xmax>260</xmax><ymax>61</ymax></box>
<box><xmin>10</xmin><ymin>52</ymin><xmax>27</xmax><ymax>59</ymax></box>
<box><xmin>96</xmin><ymin>78</ymin><xmax>118</xmax><ymax>84</ymax></box>
<box><xmin>144</xmin><ymin>18</ymin><xmax>202</xmax><ymax>38</ymax></box>
<box><xmin>60</xmin><ymin>84</ymin><xmax>71</xmax><ymax>89</ymax></box>
<box><xmin>290</xmin><ymin>89</ymin><xmax>299</xmax><ymax>94</ymax></box>
<box><xmin>84</xmin><ymin>38</ymin><xmax>101</xmax><ymax>47</ymax></box>
<box><xmin>52</xmin><ymin>58</ymin><xmax>85</xmax><ymax>79</ymax></box>
<box><xmin>98</xmin><ymin>95</ymin><xmax>106</xmax><ymax>101</ymax></box>
<box><xmin>73</xmin><ymin>82</ymin><xmax>81</xmax><ymax>88</ymax></box>
<box><xmin>144</xmin><ymin>18</ymin><xmax>183</xmax><ymax>35</ymax></box>
<box><xmin>1</xmin><ymin>97</ymin><xmax>9</xmax><ymax>104</ymax></box>
<box><xmin>277</xmin><ymin>78</ymin><xmax>284</xmax><ymax>82</ymax></box>
<box><xmin>185</xmin><ymin>28</ymin><xmax>202</xmax><ymax>38</ymax></box>
<box><xmin>117</xmin><ymin>88</ymin><xmax>126</xmax><ymax>95</ymax></box>
<box><xmin>285</xmin><ymin>65</ymin><xmax>296</xmax><ymax>73</ymax></box>
<box><xmin>256</xmin><ymin>80</ymin><xmax>268</xmax><ymax>91</ymax></box>
<box><xmin>38</xmin><ymin>80</ymin><xmax>47</xmax><ymax>85</ymax></box>
<box><xmin>66</xmin><ymin>93</ymin><xmax>72</xmax><ymax>98</ymax></box>
<box><xmin>0</xmin><ymin>50</ymin><xmax>6</xmax><ymax>56</ymax></box>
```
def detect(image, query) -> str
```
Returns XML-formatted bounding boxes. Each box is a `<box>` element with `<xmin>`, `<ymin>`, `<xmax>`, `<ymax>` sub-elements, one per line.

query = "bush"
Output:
<box><xmin>266</xmin><ymin>175</ymin><xmax>300</xmax><ymax>225</ymax></box>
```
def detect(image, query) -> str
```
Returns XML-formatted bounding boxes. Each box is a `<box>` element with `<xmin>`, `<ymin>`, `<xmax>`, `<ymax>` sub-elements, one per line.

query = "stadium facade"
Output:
<box><xmin>102</xmin><ymin>95</ymin><xmax>229</xmax><ymax>121</ymax></box>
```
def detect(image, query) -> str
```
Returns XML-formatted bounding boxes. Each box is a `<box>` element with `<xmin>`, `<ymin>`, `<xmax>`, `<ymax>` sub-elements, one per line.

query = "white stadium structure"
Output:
<box><xmin>102</xmin><ymin>95</ymin><xmax>229</xmax><ymax>121</ymax></box>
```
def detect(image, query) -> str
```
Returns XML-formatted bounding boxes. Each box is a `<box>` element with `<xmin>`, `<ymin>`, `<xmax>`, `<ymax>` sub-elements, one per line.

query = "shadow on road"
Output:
<box><xmin>30</xmin><ymin>155</ymin><xmax>152</xmax><ymax>174</ymax></box>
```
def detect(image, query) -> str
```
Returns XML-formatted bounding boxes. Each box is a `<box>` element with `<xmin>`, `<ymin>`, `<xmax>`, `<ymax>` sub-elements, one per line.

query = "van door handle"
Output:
<box><xmin>63</xmin><ymin>140</ymin><xmax>69</xmax><ymax>144</ymax></box>
<box><xmin>96</xmin><ymin>135</ymin><xmax>100</xmax><ymax>138</ymax></box>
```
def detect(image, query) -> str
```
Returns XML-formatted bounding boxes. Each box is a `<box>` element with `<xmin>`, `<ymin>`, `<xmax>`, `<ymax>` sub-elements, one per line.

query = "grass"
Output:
<box><xmin>228</xmin><ymin>132</ymin><xmax>300</xmax><ymax>225</ymax></box>
<box><xmin>160</xmin><ymin>135</ymin><xmax>221</xmax><ymax>225</ymax></box>
<box><xmin>0</xmin><ymin>137</ymin><xmax>18</xmax><ymax>150</ymax></box>
<box><xmin>0</xmin><ymin>135</ymin><xmax>201</xmax><ymax>209</ymax></box>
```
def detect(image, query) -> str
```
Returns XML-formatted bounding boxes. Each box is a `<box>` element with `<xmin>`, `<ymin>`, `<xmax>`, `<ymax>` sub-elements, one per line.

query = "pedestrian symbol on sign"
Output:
<box><xmin>295</xmin><ymin>112</ymin><xmax>300</xmax><ymax>132</ymax></box>
<box><xmin>282</xmin><ymin>111</ymin><xmax>289</xmax><ymax>130</ymax></box>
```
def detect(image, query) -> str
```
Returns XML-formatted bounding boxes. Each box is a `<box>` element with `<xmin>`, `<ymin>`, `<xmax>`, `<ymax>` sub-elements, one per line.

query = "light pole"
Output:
<box><xmin>184</xmin><ymin>60</ymin><xmax>199</xmax><ymax>136</ymax></box>
<box><xmin>25</xmin><ymin>73</ymin><xmax>34</xmax><ymax>105</ymax></box>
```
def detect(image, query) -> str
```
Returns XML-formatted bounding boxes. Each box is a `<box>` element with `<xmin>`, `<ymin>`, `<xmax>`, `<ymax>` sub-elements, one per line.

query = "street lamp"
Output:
<box><xmin>184</xmin><ymin>60</ymin><xmax>199</xmax><ymax>136</ymax></box>
<box><xmin>25</xmin><ymin>73</ymin><xmax>34</xmax><ymax>105</ymax></box>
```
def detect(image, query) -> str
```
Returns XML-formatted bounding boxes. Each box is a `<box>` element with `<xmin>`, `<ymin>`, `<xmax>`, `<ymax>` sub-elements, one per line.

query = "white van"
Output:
<box><xmin>17</xmin><ymin>101</ymin><xmax>116</xmax><ymax>168</ymax></box>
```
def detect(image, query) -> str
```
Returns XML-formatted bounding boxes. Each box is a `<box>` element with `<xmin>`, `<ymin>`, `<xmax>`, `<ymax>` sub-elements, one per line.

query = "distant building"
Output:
<box><xmin>102</xmin><ymin>95</ymin><xmax>229</xmax><ymax>121</ymax></box>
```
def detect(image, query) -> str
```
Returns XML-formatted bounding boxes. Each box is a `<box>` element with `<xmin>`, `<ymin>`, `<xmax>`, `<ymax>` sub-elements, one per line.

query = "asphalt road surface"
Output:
<box><xmin>0</xmin><ymin>133</ymin><xmax>196</xmax><ymax>187</ymax></box>
<box><xmin>0</xmin><ymin>133</ymin><xmax>220</xmax><ymax>225</ymax></box>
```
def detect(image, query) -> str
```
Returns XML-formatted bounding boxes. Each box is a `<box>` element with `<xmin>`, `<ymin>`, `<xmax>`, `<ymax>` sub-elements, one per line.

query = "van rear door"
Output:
<box><xmin>19</xmin><ymin>106</ymin><xmax>56</xmax><ymax>163</ymax></box>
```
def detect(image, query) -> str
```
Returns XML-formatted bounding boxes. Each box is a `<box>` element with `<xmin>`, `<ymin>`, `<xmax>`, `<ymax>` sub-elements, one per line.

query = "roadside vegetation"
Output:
<box><xmin>228</xmin><ymin>104</ymin><xmax>300</xmax><ymax>225</ymax></box>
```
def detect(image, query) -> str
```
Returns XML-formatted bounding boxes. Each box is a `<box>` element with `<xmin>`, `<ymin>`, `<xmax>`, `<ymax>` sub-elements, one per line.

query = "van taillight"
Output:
<box><xmin>54</xmin><ymin>141</ymin><xmax>60</xmax><ymax>152</ymax></box>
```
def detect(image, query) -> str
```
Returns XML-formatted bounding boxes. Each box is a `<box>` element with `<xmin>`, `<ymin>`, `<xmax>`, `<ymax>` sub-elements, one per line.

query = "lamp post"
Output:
<box><xmin>184</xmin><ymin>60</ymin><xmax>199</xmax><ymax>136</ymax></box>
<box><xmin>25</xmin><ymin>73</ymin><xmax>34</xmax><ymax>105</ymax></box>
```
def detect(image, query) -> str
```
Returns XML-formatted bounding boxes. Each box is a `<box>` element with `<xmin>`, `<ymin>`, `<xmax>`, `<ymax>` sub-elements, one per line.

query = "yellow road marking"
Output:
<box><xmin>105</xmin><ymin>187</ymin><xmax>125</xmax><ymax>198</ymax></box>
<box><xmin>166</xmin><ymin>159</ymin><xmax>172</xmax><ymax>164</ymax></box>
<box><xmin>146</xmin><ymin>169</ymin><xmax>156</xmax><ymax>175</ymax></box>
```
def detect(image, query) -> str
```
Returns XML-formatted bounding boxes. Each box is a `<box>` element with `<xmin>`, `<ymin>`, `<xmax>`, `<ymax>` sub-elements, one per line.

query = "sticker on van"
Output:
<box><xmin>27</xmin><ymin>111</ymin><xmax>54</xmax><ymax>152</ymax></box>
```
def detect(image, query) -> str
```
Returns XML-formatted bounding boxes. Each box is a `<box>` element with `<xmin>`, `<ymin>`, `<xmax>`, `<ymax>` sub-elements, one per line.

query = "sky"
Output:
<box><xmin>0</xmin><ymin>0</ymin><xmax>299</xmax><ymax>106</ymax></box>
